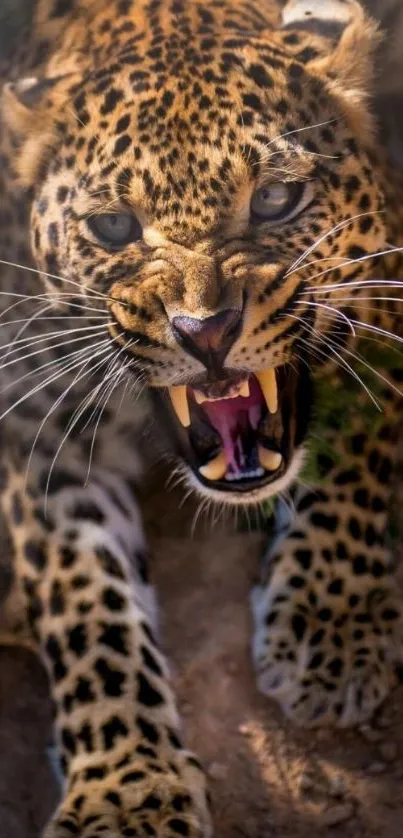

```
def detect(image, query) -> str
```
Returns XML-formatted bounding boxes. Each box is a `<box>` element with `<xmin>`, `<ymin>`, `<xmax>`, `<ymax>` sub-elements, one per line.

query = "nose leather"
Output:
<box><xmin>172</xmin><ymin>309</ymin><xmax>242</xmax><ymax>369</ymax></box>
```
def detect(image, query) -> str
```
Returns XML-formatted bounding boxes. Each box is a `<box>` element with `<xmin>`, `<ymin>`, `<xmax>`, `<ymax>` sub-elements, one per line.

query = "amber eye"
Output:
<box><xmin>250</xmin><ymin>182</ymin><xmax>311</xmax><ymax>223</ymax></box>
<box><xmin>88</xmin><ymin>213</ymin><xmax>142</xmax><ymax>248</ymax></box>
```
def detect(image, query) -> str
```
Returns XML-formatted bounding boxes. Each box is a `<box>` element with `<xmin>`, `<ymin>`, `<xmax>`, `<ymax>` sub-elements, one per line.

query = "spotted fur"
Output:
<box><xmin>1</xmin><ymin>0</ymin><xmax>403</xmax><ymax>834</ymax></box>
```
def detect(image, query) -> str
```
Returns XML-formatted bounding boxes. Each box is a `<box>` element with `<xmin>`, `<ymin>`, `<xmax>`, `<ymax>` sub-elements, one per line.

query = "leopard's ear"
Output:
<box><xmin>279</xmin><ymin>0</ymin><xmax>381</xmax><ymax>141</ymax></box>
<box><xmin>2</xmin><ymin>74</ymin><xmax>73</xmax><ymax>187</ymax></box>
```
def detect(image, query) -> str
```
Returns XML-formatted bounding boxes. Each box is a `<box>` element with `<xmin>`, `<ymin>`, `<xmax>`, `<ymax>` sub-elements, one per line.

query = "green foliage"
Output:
<box><xmin>300</xmin><ymin>338</ymin><xmax>403</xmax><ymax>484</ymax></box>
<box><xmin>262</xmin><ymin>338</ymin><xmax>403</xmax><ymax>522</ymax></box>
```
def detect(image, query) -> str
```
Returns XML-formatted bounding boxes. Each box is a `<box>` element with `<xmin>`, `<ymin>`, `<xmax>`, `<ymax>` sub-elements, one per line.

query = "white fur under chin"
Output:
<box><xmin>179</xmin><ymin>446</ymin><xmax>306</xmax><ymax>508</ymax></box>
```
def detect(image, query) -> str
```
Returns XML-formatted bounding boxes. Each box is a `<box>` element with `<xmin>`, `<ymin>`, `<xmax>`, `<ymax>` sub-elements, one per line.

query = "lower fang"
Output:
<box><xmin>194</xmin><ymin>390</ymin><xmax>206</xmax><ymax>405</ymax></box>
<box><xmin>258</xmin><ymin>446</ymin><xmax>282</xmax><ymax>472</ymax></box>
<box><xmin>199</xmin><ymin>451</ymin><xmax>227</xmax><ymax>481</ymax></box>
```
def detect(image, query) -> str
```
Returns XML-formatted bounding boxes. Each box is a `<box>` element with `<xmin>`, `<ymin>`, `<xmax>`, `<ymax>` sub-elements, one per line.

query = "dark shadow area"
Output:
<box><xmin>0</xmin><ymin>646</ymin><xmax>58</xmax><ymax>838</ymax></box>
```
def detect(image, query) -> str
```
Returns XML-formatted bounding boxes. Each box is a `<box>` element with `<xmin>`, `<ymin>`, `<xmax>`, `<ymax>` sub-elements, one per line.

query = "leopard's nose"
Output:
<box><xmin>171</xmin><ymin>309</ymin><xmax>242</xmax><ymax>369</ymax></box>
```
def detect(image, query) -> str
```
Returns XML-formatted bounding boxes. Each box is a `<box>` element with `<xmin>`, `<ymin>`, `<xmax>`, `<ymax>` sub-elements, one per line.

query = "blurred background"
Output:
<box><xmin>1</xmin><ymin>2</ymin><xmax>403</xmax><ymax>837</ymax></box>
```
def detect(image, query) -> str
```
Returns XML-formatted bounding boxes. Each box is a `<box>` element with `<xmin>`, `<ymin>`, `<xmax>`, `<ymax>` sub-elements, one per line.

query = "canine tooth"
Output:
<box><xmin>256</xmin><ymin>369</ymin><xmax>278</xmax><ymax>414</ymax></box>
<box><xmin>199</xmin><ymin>451</ymin><xmax>227</xmax><ymax>481</ymax></box>
<box><xmin>194</xmin><ymin>390</ymin><xmax>207</xmax><ymax>405</ymax></box>
<box><xmin>239</xmin><ymin>380</ymin><xmax>250</xmax><ymax>398</ymax></box>
<box><xmin>168</xmin><ymin>386</ymin><xmax>190</xmax><ymax>427</ymax></box>
<box><xmin>258</xmin><ymin>446</ymin><xmax>282</xmax><ymax>472</ymax></box>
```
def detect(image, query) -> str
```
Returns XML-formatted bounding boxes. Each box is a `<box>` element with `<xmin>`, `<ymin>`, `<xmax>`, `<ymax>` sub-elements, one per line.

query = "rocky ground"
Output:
<box><xmin>1</xmin><ymin>478</ymin><xmax>403</xmax><ymax>838</ymax></box>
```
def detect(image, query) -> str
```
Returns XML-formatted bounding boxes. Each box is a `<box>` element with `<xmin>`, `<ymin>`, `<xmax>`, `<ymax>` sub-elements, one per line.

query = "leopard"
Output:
<box><xmin>1</xmin><ymin>0</ymin><xmax>403</xmax><ymax>834</ymax></box>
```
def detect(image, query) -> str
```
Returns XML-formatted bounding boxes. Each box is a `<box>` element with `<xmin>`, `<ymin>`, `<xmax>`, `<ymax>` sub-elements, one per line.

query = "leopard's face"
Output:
<box><xmin>27</xmin><ymin>18</ymin><xmax>386</xmax><ymax>505</ymax></box>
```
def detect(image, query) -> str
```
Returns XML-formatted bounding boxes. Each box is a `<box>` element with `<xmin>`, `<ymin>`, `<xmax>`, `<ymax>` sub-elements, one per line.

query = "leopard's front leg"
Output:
<box><xmin>252</xmin><ymin>398</ymin><xmax>403</xmax><ymax>728</ymax></box>
<box><xmin>2</xmin><ymin>464</ymin><xmax>211</xmax><ymax>838</ymax></box>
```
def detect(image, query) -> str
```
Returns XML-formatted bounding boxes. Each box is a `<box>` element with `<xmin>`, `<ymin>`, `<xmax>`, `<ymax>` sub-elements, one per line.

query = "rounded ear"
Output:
<box><xmin>2</xmin><ymin>74</ymin><xmax>74</xmax><ymax>187</ymax></box>
<box><xmin>279</xmin><ymin>0</ymin><xmax>381</xmax><ymax>142</ymax></box>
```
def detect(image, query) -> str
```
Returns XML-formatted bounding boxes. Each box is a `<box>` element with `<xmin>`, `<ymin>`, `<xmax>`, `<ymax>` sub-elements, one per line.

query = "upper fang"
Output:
<box><xmin>239</xmin><ymin>380</ymin><xmax>250</xmax><ymax>398</ymax></box>
<box><xmin>168</xmin><ymin>385</ymin><xmax>190</xmax><ymax>427</ymax></box>
<box><xmin>256</xmin><ymin>369</ymin><xmax>278</xmax><ymax>414</ymax></box>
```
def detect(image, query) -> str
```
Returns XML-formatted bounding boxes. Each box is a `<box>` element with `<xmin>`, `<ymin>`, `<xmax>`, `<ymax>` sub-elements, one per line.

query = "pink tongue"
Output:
<box><xmin>201</xmin><ymin>378</ymin><xmax>264</xmax><ymax>474</ymax></box>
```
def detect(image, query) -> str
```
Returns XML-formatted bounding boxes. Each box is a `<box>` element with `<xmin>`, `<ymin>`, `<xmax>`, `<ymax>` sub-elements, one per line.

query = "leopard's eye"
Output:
<box><xmin>88</xmin><ymin>213</ymin><xmax>142</xmax><ymax>248</ymax></box>
<box><xmin>250</xmin><ymin>182</ymin><xmax>312</xmax><ymax>224</ymax></box>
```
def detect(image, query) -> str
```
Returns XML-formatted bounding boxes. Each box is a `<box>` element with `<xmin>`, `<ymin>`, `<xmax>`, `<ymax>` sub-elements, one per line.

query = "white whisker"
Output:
<box><xmin>306</xmin><ymin>294</ymin><xmax>403</xmax><ymax>306</ymax></box>
<box><xmin>260</xmin><ymin>118</ymin><xmax>338</xmax><ymax>152</ymax></box>
<box><xmin>0</xmin><ymin>257</ymin><xmax>122</xmax><ymax>306</ymax></box>
<box><xmin>347</xmin><ymin>318</ymin><xmax>403</xmax><ymax>346</ymax></box>
<box><xmin>80</xmin><ymin>338</ymin><xmax>133</xmax><ymax>432</ymax></box>
<box><xmin>298</xmin><ymin>246</ymin><xmax>403</xmax><ymax>285</ymax></box>
<box><xmin>0</xmin><ymin>292</ymin><xmax>106</xmax><ymax>318</ymax></box>
<box><xmin>289</xmin><ymin>315</ymin><xmax>381</xmax><ymax>409</ymax></box>
<box><xmin>0</xmin><ymin>340</ymin><xmax>112</xmax><ymax>425</ymax></box>
<box><xmin>24</xmin><ymin>343</ymin><xmax>114</xmax><ymax>483</ymax></box>
<box><xmin>84</xmin><ymin>359</ymin><xmax>132</xmax><ymax>485</ymax></box>
<box><xmin>43</xmin><ymin>349</ymin><xmax>120</xmax><ymax>506</ymax></box>
<box><xmin>305</xmin><ymin>279</ymin><xmax>403</xmax><ymax>294</ymax></box>
<box><xmin>286</xmin><ymin>211</ymin><xmax>383</xmax><ymax>277</ymax></box>
<box><xmin>298</xmin><ymin>300</ymin><xmax>356</xmax><ymax>336</ymax></box>
<box><xmin>0</xmin><ymin>327</ymin><xmax>109</xmax><ymax>372</ymax></box>
<box><xmin>0</xmin><ymin>321</ymin><xmax>109</xmax><ymax>363</ymax></box>
<box><xmin>0</xmin><ymin>337</ymin><xmax>111</xmax><ymax>397</ymax></box>
<box><xmin>327</xmin><ymin>336</ymin><xmax>403</xmax><ymax>403</ymax></box>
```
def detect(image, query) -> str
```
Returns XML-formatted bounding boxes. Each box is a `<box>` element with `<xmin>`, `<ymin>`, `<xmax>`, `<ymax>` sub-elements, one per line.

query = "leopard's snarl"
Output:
<box><xmin>1</xmin><ymin>0</ymin><xmax>403</xmax><ymax>835</ymax></box>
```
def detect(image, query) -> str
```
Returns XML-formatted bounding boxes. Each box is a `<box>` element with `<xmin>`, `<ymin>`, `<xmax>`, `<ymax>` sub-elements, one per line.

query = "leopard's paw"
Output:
<box><xmin>251</xmin><ymin>575</ymin><xmax>403</xmax><ymax>727</ymax></box>
<box><xmin>44</xmin><ymin>755</ymin><xmax>212</xmax><ymax>838</ymax></box>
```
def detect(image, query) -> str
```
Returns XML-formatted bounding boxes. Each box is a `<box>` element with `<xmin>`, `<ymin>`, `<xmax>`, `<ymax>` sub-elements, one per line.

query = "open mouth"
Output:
<box><xmin>156</xmin><ymin>364</ymin><xmax>312</xmax><ymax>495</ymax></box>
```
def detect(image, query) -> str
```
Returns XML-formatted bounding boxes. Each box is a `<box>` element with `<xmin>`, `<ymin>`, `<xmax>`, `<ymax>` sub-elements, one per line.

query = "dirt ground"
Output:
<box><xmin>1</xmin><ymin>477</ymin><xmax>403</xmax><ymax>838</ymax></box>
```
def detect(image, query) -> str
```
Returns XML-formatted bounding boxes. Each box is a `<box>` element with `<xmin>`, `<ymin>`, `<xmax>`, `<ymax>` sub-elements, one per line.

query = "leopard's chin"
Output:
<box><xmin>151</xmin><ymin>364</ymin><xmax>313</xmax><ymax>506</ymax></box>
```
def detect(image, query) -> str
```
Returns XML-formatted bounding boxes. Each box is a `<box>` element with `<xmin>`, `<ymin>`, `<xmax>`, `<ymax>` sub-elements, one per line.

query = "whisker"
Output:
<box><xmin>0</xmin><ymin>339</ymin><xmax>112</xmax><ymax>425</ymax></box>
<box><xmin>2</xmin><ymin>301</ymin><xmax>56</xmax><ymax>363</ymax></box>
<box><xmin>0</xmin><ymin>321</ymin><xmax>109</xmax><ymax>362</ymax></box>
<box><xmin>297</xmin><ymin>300</ymin><xmax>356</xmax><ymax>336</ymax></box>
<box><xmin>190</xmin><ymin>495</ymin><xmax>211</xmax><ymax>538</ymax></box>
<box><xmin>43</xmin><ymin>349</ymin><xmax>120</xmax><ymax>506</ymax></box>
<box><xmin>301</xmin><ymin>150</ymin><xmax>339</xmax><ymax>160</ymax></box>
<box><xmin>313</xmin><ymin>300</ymin><xmax>403</xmax><ymax>321</ymax></box>
<box><xmin>0</xmin><ymin>314</ymin><xmax>107</xmax><ymax>333</ymax></box>
<box><xmin>327</xmin><ymin>335</ymin><xmax>403</xmax><ymax>403</ymax></box>
<box><xmin>0</xmin><ymin>290</ymin><xmax>107</xmax><ymax>317</ymax></box>
<box><xmin>300</xmin><ymin>305</ymin><xmax>403</xmax><ymax>366</ymax></box>
<box><xmin>6</xmin><ymin>313</ymin><xmax>107</xmax><ymax>325</ymax></box>
<box><xmin>24</xmin><ymin>343</ymin><xmax>114</xmax><ymax>483</ymax></box>
<box><xmin>0</xmin><ymin>257</ymin><xmax>126</xmax><ymax>307</ymax></box>
<box><xmin>63</xmin><ymin>366</ymin><xmax>112</xmax><ymax>437</ymax></box>
<box><xmin>308</xmin><ymin>305</ymin><xmax>403</xmax><ymax>349</ymax></box>
<box><xmin>344</xmin><ymin>318</ymin><xmax>403</xmax><ymax>347</ymax></box>
<box><xmin>84</xmin><ymin>359</ymin><xmax>132</xmax><ymax>485</ymax></box>
<box><xmin>259</xmin><ymin>118</ymin><xmax>338</xmax><ymax>151</ymax></box>
<box><xmin>285</xmin><ymin>211</ymin><xmax>384</xmax><ymax>277</ymax></box>
<box><xmin>296</xmin><ymin>246</ymin><xmax>403</xmax><ymax>285</ymax></box>
<box><xmin>81</xmin><ymin>338</ymin><xmax>134</xmax><ymax>431</ymax></box>
<box><xmin>289</xmin><ymin>316</ymin><xmax>381</xmax><ymax>409</ymax></box>
<box><xmin>304</xmin><ymin>279</ymin><xmax>403</xmax><ymax>294</ymax></box>
<box><xmin>305</xmin><ymin>294</ymin><xmax>403</xmax><ymax>306</ymax></box>
<box><xmin>52</xmin><ymin>333</ymin><xmax>136</xmax><ymax>482</ymax></box>
<box><xmin>58</xmin><ymin>355</ymin><xmax>121</xmax><ymax>460</ymax></box>
<box><xmin>0</xmin><ymin>337</ymin><xmax>111</xmax><ymax>397</ymax></box>
<box><xmin>0</xmin><ymin>327</ymin><xmax>109</xmax><ymax>372</ymax></box>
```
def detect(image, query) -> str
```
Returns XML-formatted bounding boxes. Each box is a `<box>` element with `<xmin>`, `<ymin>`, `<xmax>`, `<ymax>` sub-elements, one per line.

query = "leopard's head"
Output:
<box><xmin>4</xmin><ymin>0</ymin><xmax>387</xmax><ymax>504</ymax></box>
